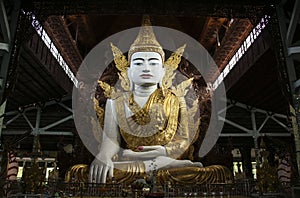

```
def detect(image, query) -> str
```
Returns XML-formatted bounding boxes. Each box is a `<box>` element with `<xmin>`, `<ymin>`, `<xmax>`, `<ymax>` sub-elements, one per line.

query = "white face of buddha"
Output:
<box><xmin>128</xmin><ymin>52</ymin><xmax>165</xmax><ymax>87</ymax></box>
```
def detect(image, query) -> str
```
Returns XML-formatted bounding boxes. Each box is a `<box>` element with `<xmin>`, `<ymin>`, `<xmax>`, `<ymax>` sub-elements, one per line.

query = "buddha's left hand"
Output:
<box><xmin>122</xmin><ymin>145</ymin><xmax>167</xmax><ymax>159</ymax></box>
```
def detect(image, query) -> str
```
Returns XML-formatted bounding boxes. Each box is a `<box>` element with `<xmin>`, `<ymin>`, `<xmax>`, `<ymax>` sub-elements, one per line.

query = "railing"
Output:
<box><xmin>165</xmin><ymin>181</ymin><xmax>256</xmax><ymax>197</ymax></box>
<box><xmin>5</xmin><ymin>179</ymin><xmax>258</xmax><ymax>197</ymax></box>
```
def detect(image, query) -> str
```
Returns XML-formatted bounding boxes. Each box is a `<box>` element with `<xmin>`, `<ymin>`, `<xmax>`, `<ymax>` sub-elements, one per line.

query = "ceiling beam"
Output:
<box><xmin>2</xmin><ymin>130</ymin><xmax>73</xmax><ymax>136</ymax></box>
<box><xmin>30</xmin><ymin>0</ymin><xmax>271</xmax><ymax>18</ymax></box>
<box><xmin>220</xmin><ymin>133</ymin><xmax>291</xmax><ymax>137</ymax></box>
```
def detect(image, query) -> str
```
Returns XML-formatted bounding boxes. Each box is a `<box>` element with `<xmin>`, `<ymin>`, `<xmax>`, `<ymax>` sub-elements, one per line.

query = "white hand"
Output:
<box><xmin>122</xmin><ymin>145</ymin><xmax>167</xmax><ymax>159</ymax></box>
<box><xmin>154</xmin><ymin>156</ymin><xmax>203</xmax><ymax>169</ymax></box>
<box><xmin>89</xmin><ymin>154</ymin><xmax>114</xmax><ymax>183</ymax></box>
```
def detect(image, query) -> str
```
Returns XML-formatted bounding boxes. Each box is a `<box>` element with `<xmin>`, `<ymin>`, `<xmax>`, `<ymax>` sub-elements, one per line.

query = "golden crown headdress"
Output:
<box><xmin>128</xmin><ymin>15</ymin><xmax>165</xmax><ymax>62</ymax></box>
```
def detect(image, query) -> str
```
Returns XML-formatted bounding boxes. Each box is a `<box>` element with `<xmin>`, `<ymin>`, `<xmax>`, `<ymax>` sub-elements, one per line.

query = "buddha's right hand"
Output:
<box><xmin>123</xmin><ymin>145</ymin><xmax>167</xmax><ymax>159</ymax></box>
<box><xmin>89</xmin><ymin>154</ymin><xmax>114</xmax><ymax>183</ymax></box>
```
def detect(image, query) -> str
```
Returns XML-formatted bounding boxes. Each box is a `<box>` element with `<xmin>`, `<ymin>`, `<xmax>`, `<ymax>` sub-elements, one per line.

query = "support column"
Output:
<box><xmin>292</xmin><ymin>99</ymin><xmax>300</xmax><ymax>176</ymax></box>
<box><xmin>276</xmin><ymin>0</ymin><xmax>300</xmax><ymax>178</ymax></box>
<box><xmin>240</xmin><ymin>146</ymin><xmax>253</xmax><ymax>179</ymax></box>
<box><xmin>0</xmin><ymin>0</ymin><xmax>21</xmax><ymax>194</ymax></box>
<box><xmin>0</xmin><ymin>100</ymin><xmax>6</xmax><ymax>151</ymax></box>
<box><xmin>32</xmin><ymin>107</ymin><xmax>41</xmax><ymax>153</ymax></box>
<box><xmin>251</xmin><ymin>110</ymin><xmax>260</xmax><ymax>168</ymax></box>
<box><xmin>0</xmin><ymin>0</ymin><xmax>21</xmax><ymax>101</ymax></box>
<box><xmin>0</xmin><ymin>101</ymin><xmax>7</xmax><ymax>196</ymax></box>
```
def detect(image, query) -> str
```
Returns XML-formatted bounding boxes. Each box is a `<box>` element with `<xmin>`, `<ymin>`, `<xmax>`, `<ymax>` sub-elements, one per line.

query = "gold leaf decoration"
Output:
<box><xmin>65</xmin><ymin>164</ymin><xmax>88</xmax><ymax>183</ymax></box>
<box><xmin>110</xmin><ymin>43</ymin><xmax>130</xmax><ymax>91</ymax></box>
<box><xmin>93</xmin><ymin>97</ymin><xmax>104</xmax><ymax>128</ymax></box>
<box><xmin>162</xmin><ymin>44</ymin><xmax>186</xmax><ymax>89</ymax></box>
<box><xmin>98</xmin><ymin>80</ymin><xmax>115</xmax><ymax>99</ymax></box>
<box><xmin>110</xmin><ymin>43</ymin><xmax>129</xmax><ymax>73</ymax></box>
<box><xmin>171</xmin><ymin>78</ymin><xmax>194</xmax><ymax>97</ymax></box>
<box><xmin>118</xmin><ymin>72</ymin><xmax>130</xmax><ymax>92</ymax></box>
<box><xmin>162</xmin><ymin>67</ymin><xmax>176</xmax><ymax>89</ymax></box>
<box><xmin>164</xmin><ymin>44</ymin><xmax>186</xmax><ymax>69</ymax></box>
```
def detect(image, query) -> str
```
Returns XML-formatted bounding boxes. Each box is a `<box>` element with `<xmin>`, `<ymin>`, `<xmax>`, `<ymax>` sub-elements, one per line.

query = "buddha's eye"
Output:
<box><xmin>133</xmin><ymin>62</ymin><xmax>143</xmax><ymax>66</ymax></box>
<box><xmin>149</xmin><ymin>60</ymin><xmax>161</xmax><ymax>66</ymax></box>
<box><xmin>149</xmin><ymin>62</ymin><xmax>159</xmax><ymax>66</ymax></box>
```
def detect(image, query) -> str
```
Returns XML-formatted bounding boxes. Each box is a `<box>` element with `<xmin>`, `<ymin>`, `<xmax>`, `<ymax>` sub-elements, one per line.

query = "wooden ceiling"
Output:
<box><xmin>44</xmin><ymin>14</ymin><xmax>254</xmax><ymax>82</ymax></box>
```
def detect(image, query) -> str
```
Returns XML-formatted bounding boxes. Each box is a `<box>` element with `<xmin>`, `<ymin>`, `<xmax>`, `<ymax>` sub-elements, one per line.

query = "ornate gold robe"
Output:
<box><xmin>110</xmin><ymin>88</ymin><xmax>232</xmax><ymax>184</ymax></box>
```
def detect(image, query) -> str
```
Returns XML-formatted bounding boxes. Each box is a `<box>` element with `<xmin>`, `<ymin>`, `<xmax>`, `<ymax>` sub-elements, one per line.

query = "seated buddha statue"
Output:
<box><xmin>69</xmin><ymin>17</ymin><xmax>232</xmax><ymax>185</ymax></box>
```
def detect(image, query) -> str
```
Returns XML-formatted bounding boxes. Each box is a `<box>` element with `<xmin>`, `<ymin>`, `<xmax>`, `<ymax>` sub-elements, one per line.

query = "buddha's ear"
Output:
<box><xmin>127</xmin><ymin>67</ymin><xmax>134</xmax><ymax>91</ymax></box>
<box><xmin>126</xmin><ymin>66</ymin><xmax>131</xmax><ymax>78</ymax></box>
<box><xmin>161</xmin><ymin>67</ymin><xmax>166</xmax><ymax>79</ymax></box>
<box><xmin>159</xmin><ymin>67</ymin><xmax>166</xmax><ymax>88</ymax></box>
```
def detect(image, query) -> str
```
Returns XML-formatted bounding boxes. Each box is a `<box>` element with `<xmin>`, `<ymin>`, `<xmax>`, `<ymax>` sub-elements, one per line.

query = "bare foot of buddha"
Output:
<box><xmin>145</xmin><ymin>156</ymin><xmax>203</xmax><ymax>171</ymax></box>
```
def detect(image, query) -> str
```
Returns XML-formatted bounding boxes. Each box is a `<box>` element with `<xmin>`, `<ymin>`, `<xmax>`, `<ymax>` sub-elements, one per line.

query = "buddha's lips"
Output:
<box><xmin>140</xmin><ymin>74</ymin><xmax>153</xmax><ymax>78</ymax></box>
